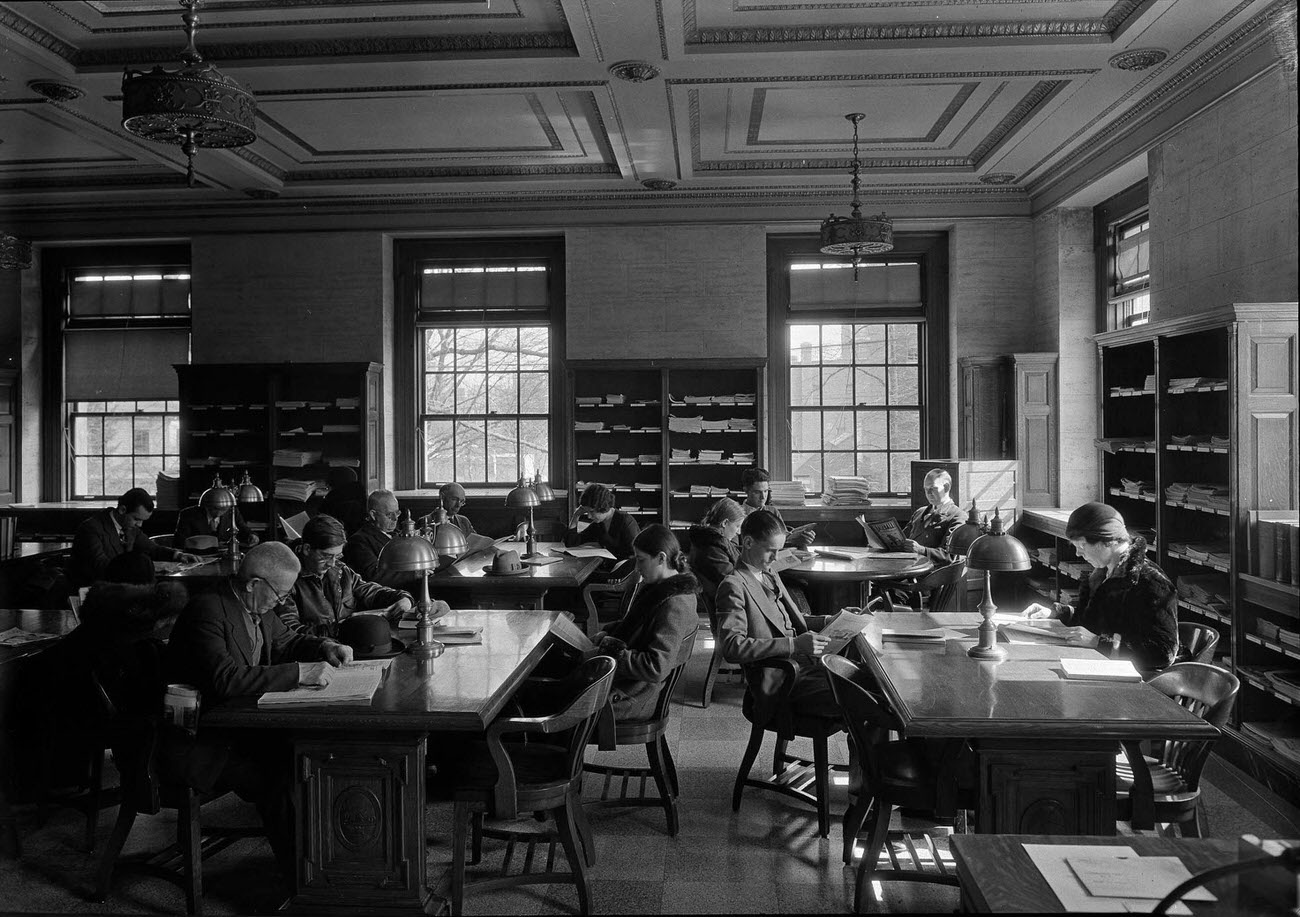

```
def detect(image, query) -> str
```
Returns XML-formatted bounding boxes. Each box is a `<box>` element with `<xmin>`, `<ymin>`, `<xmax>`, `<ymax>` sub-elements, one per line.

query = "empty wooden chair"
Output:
<box><xmin>884</xmin><ymin>560</ymin><xmax>969</xmax><ymax>612</ymax></box>
<box><xmin>1174</xmin><ymin>622</ymin><xmax>1220</xmax><ymax>664</ymax></box>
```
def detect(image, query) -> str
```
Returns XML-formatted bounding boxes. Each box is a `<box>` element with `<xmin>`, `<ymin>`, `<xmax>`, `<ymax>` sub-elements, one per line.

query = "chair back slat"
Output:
<box><xmin>821</xmin><ymin>654</ymin><xmax>904</xmax><ymax>786</ymax></box>
<box><xmin>1175</xmin><ymin>623</ymin><xmax>1220</xmax><ymax>665</ymax></box>
<box><xmin>919</xmin><ymin>561</ymin><xmax>968</xmax><ymax>613</ymax></box>
<box><xmin>1146</xmin><ymin>662</ymin><xmax>1239</xmax><ymax>787</ymax></box>
<box><xmin>649</xmin><ymin>627</ymin><xmax>698</xmax><ymax>722</ymax></box>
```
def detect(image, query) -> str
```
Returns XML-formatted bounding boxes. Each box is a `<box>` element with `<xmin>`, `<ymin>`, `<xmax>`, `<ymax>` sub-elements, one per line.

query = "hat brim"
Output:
<box><xmin>351</xmin><ymin>636</ymin><xmax>406</xmax><ymax>659</ymax></box>
<box><xmin>481</xmin><ymin>565</ymin><xmax>530</xmax><ymax>576</ymax></box>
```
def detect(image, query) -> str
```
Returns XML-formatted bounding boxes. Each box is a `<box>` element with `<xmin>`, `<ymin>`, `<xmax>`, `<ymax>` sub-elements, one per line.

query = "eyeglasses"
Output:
<box><xmin>376</xmin><ymin>509</ymin><xmax>400</xmax><ymax>519</ymax></box>
<box><xmin>255</xmin><ymin>578</ymin><xmax>293</xmax><ymax>605</ymax></box>
<box><xmin>314</xmin><ymin>548</ymin><xmax>344</xmax><ymax>566</ymax></box>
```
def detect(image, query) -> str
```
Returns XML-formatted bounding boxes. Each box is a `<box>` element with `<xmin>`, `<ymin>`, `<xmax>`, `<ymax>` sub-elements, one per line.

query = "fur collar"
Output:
<box><xmin>687</xmin><ymin>524</ymin><xmax>728</xmax><ymax>549</ymax></box>
<box><xmin>1090</xmin><ymin>536</ymin><xmax>1150</xmax><ymax>589</ymax></box>
<box><xmin>635</xmin><ymin>572</ymin><xmax>699</xmax><ymax>608</ymax></box>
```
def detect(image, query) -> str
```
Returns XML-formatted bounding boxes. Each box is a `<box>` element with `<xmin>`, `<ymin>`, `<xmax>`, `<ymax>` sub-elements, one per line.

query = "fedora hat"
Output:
<box><xmin>483</xmin><ymin>549</ymin><xmax>529</xmax><ymax>576</ymax></box>
<box><xmin>338</xmin><ymin>614</ymin><xmax>405</xmax><ymax>659</ymax></box>
<box><xmin>184</xmin><ymin>534</ymin><xmax>219</xmax><ymax>552</ymax></box>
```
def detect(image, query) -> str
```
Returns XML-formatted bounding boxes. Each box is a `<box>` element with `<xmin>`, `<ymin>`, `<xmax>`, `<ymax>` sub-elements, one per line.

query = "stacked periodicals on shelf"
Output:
<box><xmin>571</xmin><ymin>370</ymin><xmax>664</xmax><ymax>523</ymax></box>
<box><xmin>822</xmin><ymin>475</ymin><xmax>873</xmax><ymax>505</ymax></box>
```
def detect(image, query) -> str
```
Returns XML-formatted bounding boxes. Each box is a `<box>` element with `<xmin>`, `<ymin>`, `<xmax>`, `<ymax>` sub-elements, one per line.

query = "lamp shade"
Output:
<box><xmin>966</xmin><ymin>510</ymin><xmax>1031</xmax><ymax>573</ymax></box>
<box><xmin>235</xmin><ymin>471</ymin><xmax>264</xmax><ymax>503</ymax></box>
<box><xmin>378</xmin><ymin>510</ymin><xmax>439</xmax><ymax>574</ymax></box>
<box><xmin>505</xmin><ymin>479</ymin><xmax>540</xmax><ymax>508</ymax></box>
<box><xmin>530</xmin><ymin>476</ymin><xmax>555</xmax><ymax>502</ymax></box>
<box><xmin>947</xmin><ymin>501</ymin><xmax>984</xmax><ymax>557</ymax></box>
<box><xmin>199</xmin><ymin>474</ymin><xmax>236</xmax><ymax>513</ymax></box>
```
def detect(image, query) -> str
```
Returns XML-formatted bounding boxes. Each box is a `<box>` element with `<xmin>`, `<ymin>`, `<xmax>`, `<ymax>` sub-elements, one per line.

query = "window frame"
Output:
<box><xmin>40</xmin><ymin>244</ymin><xmax>191</xmax><ymax>501</ymax></box>
<box><xmin>67</xmin><ymin>399</ymin><xmax>181</xmax><ymax>500</ymax></box>
<box><xmin>393</xmin><ymin>238</ymin><xmax>566</xmax><ymax>491</ymax></box>
<box><xmin>766</xmin><ymin>232</ymin><xmax>950</xmax><ymax>488</ymax></box>
<box><xmin>1093</xmin><ymin>178</ymin><xmax>1150</xmax><ymax>332</ymax></box>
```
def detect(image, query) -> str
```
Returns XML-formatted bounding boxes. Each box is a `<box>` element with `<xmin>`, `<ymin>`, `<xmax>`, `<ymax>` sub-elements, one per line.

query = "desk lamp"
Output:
<box><xmin>233</xmin><ymin>471</ymin><xmax>264</xmax><ymax>562</ymax></box>
<box><xmin>947</xmin><ymin>501</ymin><xmax>984</xmax><ymax>558</ymax></box>
<box><xmin>530</xmin><ymin>473</ymin><xmax>555</xmax><ymax>503</ymax></box>
<box><xmin>965</xmin><ymin>508</ymin><xmax>1031</xmax><ymax>661</ymax></box>
<box><xmin>426</xmin><ymin>507</ymin><xmax>468</xmax><ymax>569</ymax></box>
<box><xmin>506</xmin><ymin>477</ymin><xmax>542</xmax><ymax>558</ymax></box>
<box><xmin>378</xmin><ymin>510</ymin><xmax>444</xmax><ymax>658</ymax></box>
<box><xmin>199</xmin><ymin>474</ymin><xmax>240</xmax><ymax>561</ymax></box>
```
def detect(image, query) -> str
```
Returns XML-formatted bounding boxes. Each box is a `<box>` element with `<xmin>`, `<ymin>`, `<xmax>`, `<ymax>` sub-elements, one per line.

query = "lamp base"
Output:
<box><xmin>409</xmin><ymin>640</ymin><xmax>445</xmax><ymax>659</ymax></box>
<box><xmin>967</xmin><ymin>576</ymin><xmax>1008</xmax><ymax>660</ymax></box>
<box><xmin>967</xmin><ymin>641</ymin><xmax>1008</xmax><ymax>661</ymax></box>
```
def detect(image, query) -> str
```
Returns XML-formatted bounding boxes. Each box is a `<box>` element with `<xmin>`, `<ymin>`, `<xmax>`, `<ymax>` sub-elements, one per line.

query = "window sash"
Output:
<box><xmin>68</xmin><ymin>400</ymin><xmax>180</xmax><ymax>499</ymax></box>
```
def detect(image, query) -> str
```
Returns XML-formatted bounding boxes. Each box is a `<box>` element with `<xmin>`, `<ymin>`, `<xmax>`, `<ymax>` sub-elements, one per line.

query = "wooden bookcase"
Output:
<box><xmin>569</xmin><ymin>360</ymin><xmax>764</xmax><ymax>532</ymax></box>
<box><xmin>1095</xmin><ymin>303</ymin><xmax>1298</xmax><ymax>800</ymax></box>
<box><xmin>175</xmin><ymin>362</ymin><xmax>383</xmax><ymax>533</ymax></box>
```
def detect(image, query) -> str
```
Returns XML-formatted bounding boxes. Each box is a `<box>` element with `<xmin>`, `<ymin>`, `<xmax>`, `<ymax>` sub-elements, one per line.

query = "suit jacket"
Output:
<box><xmin>174</xmin><ymin>505</ymin><xmax>255</xmax><ymax>550</ymax></box>
<box><xmin>165</xmin><ymin>585</ymin><xmax>328</xmax><ymax>702</ymax></box>
<box><xmin>717</xmin><ymin>564</ymin><xmax>829</xmax><ymax>727</ymax></box>
<box><xmin>343</xmin><ymin>521</ymin><xmax>391</xmax><ymax>581</ymax></box>
<box><xmin>448</xmin><ymin>513</ymin><xmax>476</xmax><ymax>537</ymax></box>
<box><xmin>70</xmin><ymin>509</ymin><xmax>176</xmax><ymax>587</ymax></box>
<box><xmin>278</xmin><ymin>559</ymin><xmax>411</xmax><ymax>639</ymax></box>
<box><xmin>904</xmin><ymin>501</ymin><xmax>965</xmax><ymax>564</ymax></box>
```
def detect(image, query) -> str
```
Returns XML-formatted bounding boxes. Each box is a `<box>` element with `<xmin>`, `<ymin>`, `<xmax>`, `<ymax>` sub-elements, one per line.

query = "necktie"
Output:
<box><xmin>247</xmin><ymin>613</ymin><xmax>264</xmax><ymax>663</ymax></box>
<box><xmin>761</xmin><ymin>572</ymin><xmax>795</xmax><ymax>634</ymax></box>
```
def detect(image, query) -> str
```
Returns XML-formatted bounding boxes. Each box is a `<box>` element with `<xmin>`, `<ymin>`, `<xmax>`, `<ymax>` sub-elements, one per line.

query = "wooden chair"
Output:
<box><xmin>1175</xmin><ymin>622</ymin><xmax>1220</xmax><ymax>664</ymax></box>
<box><xmin>93</xmin><ymin>643</ymin><xmax>259</xmax><ymax>915</ymax></box>
<box><xmin>697</xmin><ymin>584</ymin><xmax>742</xmax><ymax>708</ymax></box>
<box><xmin>822</xmin><ymin>654</ymin><xmax>972</xmax><ymax>914</ymax></box>
<box><xmin>731</xmin><ymin>657</ymin><xmax>845</xmax><ymax>837</ymax></box>
<box><xmin>1117</xmin><ymin>661</ymin><xmax>1239</xmax><ymax>837</ymax></box>
<box><xmin>580</xmin><ymin>567</ymin><xmax>640</xmax><ymax>638</ymax></box>
<box><xmin>583</xmin><ymin>627</ymin><xmax>697</xmax><ymax>835</ymax></box>
<box><xmin>885</xmin><ymin>560</ymin><xmax>969</xmax><ymax>612</ymax></box>
<box><xmin>433</xmin><ymin>656</ymin><xmax>616</xmax><ymax>917</ymax></box>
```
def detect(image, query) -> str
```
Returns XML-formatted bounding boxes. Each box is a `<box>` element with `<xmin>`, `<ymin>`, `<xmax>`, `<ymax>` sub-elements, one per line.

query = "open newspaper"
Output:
<box><xmin>818</xmin><ymin>608</ymin><xmax>875</xmax><ymax>655</ymax></box>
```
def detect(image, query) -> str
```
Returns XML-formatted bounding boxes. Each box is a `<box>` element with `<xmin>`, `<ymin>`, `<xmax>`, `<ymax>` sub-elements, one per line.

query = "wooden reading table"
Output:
<box><xmin>430</xmin><ymin>541</ymin><xmax>603</xmax><ymax>609</ymax></box>
<box><xmin>858</xmin><ymin>612</ymin><xmax>1220</xmax><ymax>836</ymax></box>
<box><xmin>202</xmin><ymin>609</ymin><xmax>560</xmax><ymax>915</ymax></box>
<box><xmin>783</xmin><ymin>546</ymin><xmax>931</xmax><ymax>607</ymax></box>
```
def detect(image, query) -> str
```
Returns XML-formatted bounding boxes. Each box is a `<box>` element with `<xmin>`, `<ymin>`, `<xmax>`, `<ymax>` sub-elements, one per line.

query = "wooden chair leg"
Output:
<box><xmin>645</xmin><ymin>739</ymin><xmax>679</xmax><ymax>837</ymax></box>
<box><xmin>572</xmin><ymin>796</ymin><xmax>597</xmax><ymax>867</ymax></box>
<box><xmin>95</xmin><ymin>804</ymin><xmax>137</xmax><ymax>902</ymax></box>
<box><xmin>701</xmin><ymin>643</ymin><xmax>723</xmax><ymax>708</ymax></box>
<box><xmin>659</xmin><ymin>736</ymin><xmax>680</xmax><ymax>798</ymax></box>
<box><xmin>772</xmin><ymin>736</ymin><xmax>789</xmax><ymax>778</ymax></box>
<box><xmin>469</xmin><ymin>809</ymin><xmax>483</xmax><ymax>866</ymax></box>
<box><xmin>451</xmin><ymin>801</ymin><xmax>470</xmax><ymax>917</ymax></box>
<box><xmin>179</xmin><ymin>791</ymin><xmax>203</xmax><ymax>916</ymax></box>
<box><xmin>84</xmin><ymin>746</ymin><xmax>105</xmax><ymax>853</ymax></box>
<box><xmin>813</xmin><ymin>735</ymin><xmax>830</xmax><ymax>838</ymax></box>
<box><xmin>842</xmin><ymin>792</ymin><xmax>871</xmax><ymax>865</ymax></box>
<box><xmin>732</xmin><ymin>721</ymin><xmax>765</xmax><ymax>813</ymax></box>
<box><xmin>554</xmin><ymin>793</ymin><xmax>591</xmax><ymax>916</ymax></box>
<box><xmin>854</xmin><ymin>797</ymin><xmax>891</xmax><ymax>915</ymax></box>
<box><xmin>1185</xmin><ymin>805</ymin><xmax>1205</xmax><ymax>838</ymax></box>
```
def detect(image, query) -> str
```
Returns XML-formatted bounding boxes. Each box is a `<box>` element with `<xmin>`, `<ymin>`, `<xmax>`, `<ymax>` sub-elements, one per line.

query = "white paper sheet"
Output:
<box><xmin>1021</xmin><ymin>844</ymin><xmax>1194</xmax><ymax>915</ymax></box>
<box><xmin>557</xmin><ymin>546</ymin><xmax>616</xmax><ymax>561</ymax></box>
<box><xmin>258</xmin><ymin>665</ymin><xmax>385</xmax><ymax>706</ymax></box>
<box><xmin>1068</xmin><ymin>855</ymin><xmax>1215</xmax><ymax>902</ymax></box>
<box><xmin>1060</xmin><ymin>658</ymin><xmax>1142</xmax><ymax>681</ymax></box>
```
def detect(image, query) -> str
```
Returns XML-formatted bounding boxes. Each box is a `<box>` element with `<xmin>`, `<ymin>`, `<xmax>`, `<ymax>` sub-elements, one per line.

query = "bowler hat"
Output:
<box><xmin>338</xmin><ymin>614</ymin><xmax>405</xmax><ymax>659</ymax></box>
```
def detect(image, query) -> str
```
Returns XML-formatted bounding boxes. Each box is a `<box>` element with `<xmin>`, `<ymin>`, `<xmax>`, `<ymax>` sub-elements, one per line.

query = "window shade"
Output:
<box><xmin>418</xmin><ymin>265</ymin><xmax>549</xmax><ymax>318</ymax></box>
<box><xmin>788</xmin><ymin>262</ymin><xmax>921</xmax><ymax>313</ymax></box>
<box><xmin>64</xmin><ymin>328</ymin><xmax>189</xmax><ymax>400</ymax></box>
<box><xmin>1116</xmin><ymin>227</ymin><xmax>1149</xmax><ymax>288</ymax></box>
<box><xmin>69</xmin><ymin>275</ymin><xmax>190</xmax><ymax>317</ymax></box>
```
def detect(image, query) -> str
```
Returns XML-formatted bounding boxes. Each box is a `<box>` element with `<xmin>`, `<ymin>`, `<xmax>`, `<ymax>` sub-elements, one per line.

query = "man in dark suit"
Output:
<box><xmin>343</xmin><ymin>489</ymin><xmax>401</xmax><ymax>581</ymax></box>
<box><xmin>69</xmin><ymin>487</ymin><xmax>200</xmax><ymax>587</ymax></box>
<box><xmin>163</xmin><ymin>541</ymin><xmax>352</xmax><ymax>884</ymax></box>
<box><xmin>438</xmin><ymin>481</ymin><xmax>477</xmax><ymax>536</ymax></box>
<box><xmin>173</xmin><ymin>489</ymin><xmax>259</xmax><ymax>553</ymax></box>
<box><xmin>717</xmin><ymin>510</ymin><xmax>833</xmax><ymax>727</ymax></box>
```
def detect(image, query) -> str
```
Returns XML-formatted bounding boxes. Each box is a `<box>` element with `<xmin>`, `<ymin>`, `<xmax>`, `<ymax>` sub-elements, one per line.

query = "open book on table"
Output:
<box><xmin>996</xmin><ymin>616</ymin><xmax>1100</xmax><ymax>648</ymax></box>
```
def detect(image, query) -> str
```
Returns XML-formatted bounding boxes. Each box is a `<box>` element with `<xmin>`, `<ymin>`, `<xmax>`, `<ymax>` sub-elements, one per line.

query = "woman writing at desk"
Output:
<box><xmin>1025</xmin><ymin>501</ymin><xmax>1177</xmax><ymax>673</ymax></box>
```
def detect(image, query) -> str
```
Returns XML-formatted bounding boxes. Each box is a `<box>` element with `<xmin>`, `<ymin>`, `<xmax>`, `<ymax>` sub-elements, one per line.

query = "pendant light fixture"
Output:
<box><xmin>121</xmin><ymin>0</ymin><xmax>257</xmax><ymax>187</ymax></box>
<box><xmin>819</xmin><ymin>112</ymin><xmax>893</xmax><ymax>280</ymax></box>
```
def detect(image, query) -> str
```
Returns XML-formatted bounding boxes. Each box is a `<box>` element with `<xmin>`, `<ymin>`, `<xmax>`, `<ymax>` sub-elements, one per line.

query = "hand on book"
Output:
<box><xmin>794</xmin><ymin>631</ymin><xmax>829</xmax><ymax>656</ymax></box>
<box><xmin>1023</xmin><ymin>603</ymin><xmax>1057</xmax><ymax>619</ymax></box>
<box><xmin>322</xmin><ymin>641</ymin><xmax>353</xmax><ymax>666</ymax></box>
<box><xmin>300</xmin><ymin>661</ymin><xmax>335</xmax><ymax>687</ymax></box>
<box><xmin>383</xmin><ymin>597</ymin><xmax>413</xmax><ymax>623</ymax></box>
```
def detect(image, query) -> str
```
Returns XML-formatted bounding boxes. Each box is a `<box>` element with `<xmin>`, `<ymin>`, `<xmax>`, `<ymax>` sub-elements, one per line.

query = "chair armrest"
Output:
<box><xmin>1120</xmin><ymin>739</ymin><xmax>1156</xmax><ymax>830</ymax></box>
<box><xmin>742</xmin><ymin>657</ymin><xmax>802</xmax><ymax>704</ymax></box>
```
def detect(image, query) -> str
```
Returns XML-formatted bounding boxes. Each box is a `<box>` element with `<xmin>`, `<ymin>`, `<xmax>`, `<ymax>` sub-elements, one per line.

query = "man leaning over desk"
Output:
<box><xmin>163</xmin><ymin>541</ymin><xmax>352</xmax><ymax>884</ymax></box>
<box><xmin>70</xmin><ymin>487</ymin><xmax>201</xmax><ymax>587</ymax></box>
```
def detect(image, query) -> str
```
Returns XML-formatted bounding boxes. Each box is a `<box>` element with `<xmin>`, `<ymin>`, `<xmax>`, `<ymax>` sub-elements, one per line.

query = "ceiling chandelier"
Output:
<box><xmin>819</xmin><ymin>112</ymin><xmax>893</xmax><ymax>280</ymax></box>
<box><xmin>121</xmin><ymin>0</ymin><xmax>257</xmax><ymax>188</ymax></box>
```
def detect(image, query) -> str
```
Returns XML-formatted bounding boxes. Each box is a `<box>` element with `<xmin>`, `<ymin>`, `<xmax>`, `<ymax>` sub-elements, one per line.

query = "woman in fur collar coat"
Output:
<box><xmin>1026</xmin><ymin>502</ymin><xmax>1177</xmax><ymax>673</ymax></box>
<box><xmin>594</xmin><ymin>525</ymin><xmax>699</xmax><ymax>721</ymax></box>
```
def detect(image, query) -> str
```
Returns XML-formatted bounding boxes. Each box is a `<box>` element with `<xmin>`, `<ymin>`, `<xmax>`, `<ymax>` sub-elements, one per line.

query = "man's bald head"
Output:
<box><xmin>238</xmin><ymin>541</ymin><xmax>300</xmax><ymax>595</ymax></box>
<box><xmin>440</xmin><ymin>482</ymin><xmax>467</xmax><ymax>514</ymax></box>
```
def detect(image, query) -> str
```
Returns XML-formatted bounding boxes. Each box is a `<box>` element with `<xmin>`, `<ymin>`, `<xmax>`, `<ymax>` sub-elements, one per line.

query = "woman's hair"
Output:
<box><xmin>740</xmin><ymin>509</ymin><xmax>785</xmax><ymax>543</ymax></box>
<box><xmin>302</xmin><ymin>513</ymin><xmax>347</xmax><ymax>549</ymax></box>
<box><xmin>1065</xmin><ymin>501</ymin><xmax>1130</xmax><ymax>545</ymax></box>
<box><xmin>702</xmin><ymin>497</ymin><xmax>744</xmax><ymax>528</ymax></box>
<box><xmin>578</xmin><ymin>482</ymin><xmax>616</xmax><ymax>513</ymax></box>
<box><xmin>633</xmin><ymin>523</ymin><xmax>688</xmax><ymax>573</ymax></box>
<box><xmin>740</xmin><ymin>466</ymin><xmax>771</xmax><ymax>490</ymax></box>
<box><xmin>103</xmin><ymin>550</ymin><xmax>156</xmax><ymax>585</ymax></box>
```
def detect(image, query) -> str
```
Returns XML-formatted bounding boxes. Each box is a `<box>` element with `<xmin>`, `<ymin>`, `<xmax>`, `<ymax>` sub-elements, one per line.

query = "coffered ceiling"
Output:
<box><xmin>0</xmin><ymin>0</ymin><xmax>1292</xmax><ymax>225</ymax></box>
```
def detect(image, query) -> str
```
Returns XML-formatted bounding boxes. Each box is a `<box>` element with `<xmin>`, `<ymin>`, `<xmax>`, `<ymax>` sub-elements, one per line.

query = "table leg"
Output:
<box><xmin>976</xmin><ymin>739</ymin><xmax>1117</xmax><ymax>836</ymax></box>
<box><xmin>288</xmin><ymin>732</ymin><xmax>441</xmax><ymax>915</ymax></box>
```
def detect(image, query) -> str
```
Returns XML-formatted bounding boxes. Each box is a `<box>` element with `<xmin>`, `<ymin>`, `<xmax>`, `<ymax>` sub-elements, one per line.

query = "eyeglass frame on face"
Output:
<box><xmin>310</xmin><ymin>545</ymin><xmax>344</xmax><ymax>568</ymax></box>
<box><xmin>251</xmin><ymin>577</ymin><xmax>293</xmax><ymax>606</ymax></box>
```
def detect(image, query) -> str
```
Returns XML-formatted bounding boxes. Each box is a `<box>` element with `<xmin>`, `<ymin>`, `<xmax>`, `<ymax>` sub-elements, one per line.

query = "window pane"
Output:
<box><xmin>888</xmin><ymin>366</ymin><xmax>919</xmax><ymax>405</ymax></box>
<box><xmin>857</xmin><ymin>453</ymin><xmax>887</xmax><ymax>491</ymax></box>
<box><xmin>424</xmin><ymin>420</ymin><xmax>454</xmax><ymax>483</ymax></box>
<box><xmin>164</xmin><ymin>416</ymin><xmax>179</xmax><ymax>456</ymax></box>
<box><xmin>425</xmin><ymin>373</ymin><xmax>455</xmax><ymax>413</ymax></box>
<box><xmin>137</xmin><ymin>400</ymin><xmax>166</xmax><ymax>412</ymax></box>
<box><xmin>84</xmin><ymin>459</ymin><xmax>103</xmax><ymax>497</ymax></box>
<box><xmin>791</xmin><ymin>411</ymin><xmax>821</xmax><ymax>451</ymax></box>
<box><xmin>890</xmin><ymin>452</ymin><xmax>919</xmax><ymax>491</ymax></box>
<box><xmin>887</xmin><ymin>325</ymin><xmax>919</xmax><ymax>364</ymax></box>
<box><xmin>488</xmin><ymin>373</ymin><xmax>519</xmax><ymax>415</ymax></box>
<box><xmin>889</xmin><ymin>410</ymin><xmax>921</xmax><ymax>450</ymax></box>
<box><xmin>134</xmin><ymin>458</ymin><xmax>162</xmax><ymax>490</ymax></box>
<box><xmin>791</xmin><ymin>452</ymin><xmax>821</xmax><ymax>493</ymax></box>
<box><xmin>789</xmin><ymin>325</ymin><xmax>821</xmax><ymax>365</ymax></box>
<box><xmin>456</xmin><ymin>373</ymin><xmax>487</xmax><ymax>414</ymax></box>
<box><xmin>823</xmin><ymin>410</ymin><xmax>854</xmax><ymax>450</ymax></box>
<box><xmin>134</xmin><ymin>416</ymin><xmax>163</xmax><ymax>454</ymax></box>
<box><xmin>105</xmin><ymin>402</ymin><xmax>136</xmax><ymax>413</ymax></box>
<box><xmin>855</xmin><ymin>411</ymin><xmax>886</xmax><ymax>450</ymax></box>
<box><xmin>104</xmin><ymin>417</ymin><xmax>133</xmax><ymax>455</ymax></box>
<box><xmin>456</xmin><ymin>328</ymin><xmax>487</xmax><ymax>372</ymax></box>
<box><xmin>790</xmin><ymin>367</ymin><xmax>821</xmax><ymax>407</ymax></box>
<box><xmin>518</xmin><ymin>372</ymin><xmax>549</xmax><ymax>414</ymax></box>
<box><xmin>821</xmin><ymin>324</ymin><xmax>852</xmax><ymax>364</ymax></box>
<box><xmin>520</xmin><ymin>419</ymin><xmax>548</xmax><ymax>480</ymax></box>
<box><xmin>104</xmin><ymin>457</ymin><xmax>134</xmax><ymax>495</ymax></box>
<box><xmin>854</xmin><ymin>367</ymin><xmax>885</xmax><ymax>405</ymax></box>
<box><xmin>486</xmin><ymin>419</ymin><xmax>520</xmax><ymax>482</ymax></box>
<box><xmin>854</xmin><ymin>325</ymin><xmax>886</xmax><ymax>364</ymax></box>
<box><xmin>519</xmin><ymin>327</ymin><xmax>548</xmax><ymax>370</ymax></box>
<box><xmin>824</xmin><ymin>452</ymin><xmax>854</xmax><ymax>483</ymax></box>
<box><xmin>424</xmin><ymin>329</ymin><xmax>455</xmax><ymax>371</ymax></box>
<box><xmin>821</xmin><ymin>366</ymin><xmax>852</xmax><ymax>406</ymax></box>
<box><xmin>456</xmin><ymin>420</ymin><xmax>486</xmax><ymax>482</ymax></box>
<box><xmin>488</xmin><ymin>328</ymin><xmax>517</xmax><ymax>372</ymax></box>
<box><xmin>73</xmin><ymin>456</ymin><xmax>92</xmax><ymax>496</ymax></box>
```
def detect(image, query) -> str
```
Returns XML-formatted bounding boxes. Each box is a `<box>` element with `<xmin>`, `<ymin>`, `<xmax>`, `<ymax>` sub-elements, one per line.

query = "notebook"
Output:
<box><xmin>1060</xmin><ymin>658</ymin><xmax>1142</xmax><ymax>682</ymax></box>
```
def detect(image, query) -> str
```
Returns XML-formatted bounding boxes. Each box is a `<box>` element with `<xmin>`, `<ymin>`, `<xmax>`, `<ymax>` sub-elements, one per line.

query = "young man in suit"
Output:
<box><xmin>69</xmin><ymin>487</ymin><xmax>201</xmax><ymax>587</ymax></box>
<box><xmin>163</xmin><ymin>541</ymin><xmax>352</xmax><ymax>886</ymax></box>
<box><xmin>739</xmin><ymin>466</ymin><xmax>815</xmax><ymax>549</ymax></box>
<box><xmin>716</xmin><ymin>510</ymin><xmax>834</xmax><ymax>725</ymax></box>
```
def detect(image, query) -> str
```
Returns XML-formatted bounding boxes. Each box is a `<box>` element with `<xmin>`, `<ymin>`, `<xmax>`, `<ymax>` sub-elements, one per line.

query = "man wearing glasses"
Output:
<box><xmin>162</xmin><ymin>541</ymin><xmax>352</xmax><ymax>887</ymax></box>
<box><xmin>281</xmin><ymin>514</ymin><xmax>413</xmax><ymax>638</ymax></box>
<box><xmin>343</xmin><ymin>489</ymin><xmax>402</xmax><ymax>581</ymax></box>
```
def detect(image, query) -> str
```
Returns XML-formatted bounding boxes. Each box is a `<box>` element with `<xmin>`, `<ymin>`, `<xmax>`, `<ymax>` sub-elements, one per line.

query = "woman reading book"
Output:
<box><xmin>1025</xmin><ymin>501</ymin><xmax>1177</xmax><ymax>674</ymax></box>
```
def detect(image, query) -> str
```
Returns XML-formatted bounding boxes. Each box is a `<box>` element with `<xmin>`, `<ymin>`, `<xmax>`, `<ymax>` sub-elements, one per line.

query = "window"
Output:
<box><xmin>767</xmin><ymin>234</ymin><xmax>950</xmax><ymax>498</ymax></box>
<box><xmin>42</xmin><ymin>247</ymin><xmax>191</xmax><ymax>500</ymax></box>
<box><xmin>1109</xmin><ymin>214</ymin><xmax>1150</xmax><ymax>328</ymax></box>
<box><xmin>395</xmin><ymin>240</ymin><xmax>565</xmax><ymax>489</ymax></box>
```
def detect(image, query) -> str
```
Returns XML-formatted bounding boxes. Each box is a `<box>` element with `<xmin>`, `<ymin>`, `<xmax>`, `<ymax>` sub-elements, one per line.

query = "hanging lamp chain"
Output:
<box><xmin>180</xmin><ymin>0</ymin><xmax>205</xmax><ymax>65</ymax></box>
<box><xmin>847</xmin><ymin>112</ymin><xmax>866</xmax><ymax>280</ymax></box>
